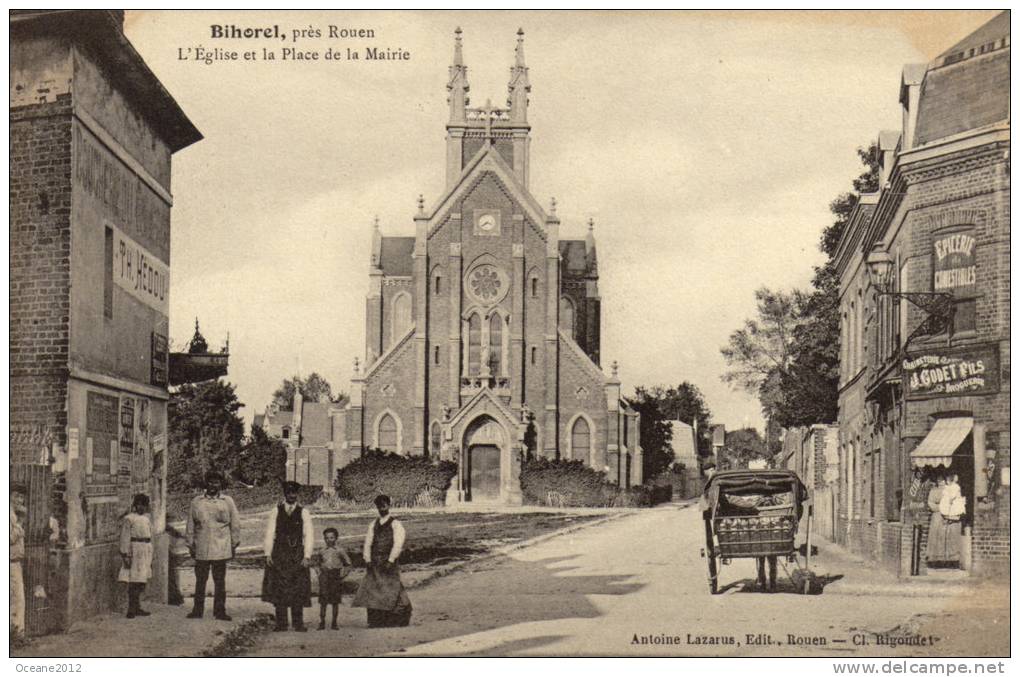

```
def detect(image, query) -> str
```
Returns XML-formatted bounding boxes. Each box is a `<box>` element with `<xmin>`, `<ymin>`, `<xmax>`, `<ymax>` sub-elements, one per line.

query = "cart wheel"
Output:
<box><xmin>768</xmin><ymin>556</ymin><xmax>778</xmax><ymax>592</ymax></box>
<box><xmin>707</xmin><ymin>554</ymin><xmax>719</xmax><ymax>594</ymax></box>
<box><xmin>756</xmin><ymin>557</ymin><xmax>767</xmax><ymax>590</ymax></box>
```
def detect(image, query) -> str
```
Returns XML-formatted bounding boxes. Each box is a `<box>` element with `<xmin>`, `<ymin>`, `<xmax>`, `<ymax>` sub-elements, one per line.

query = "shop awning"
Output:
<box><xmin>910</xmin><ymin>417</ymin><xmax>973</xmax><ymax>468</ymax></box>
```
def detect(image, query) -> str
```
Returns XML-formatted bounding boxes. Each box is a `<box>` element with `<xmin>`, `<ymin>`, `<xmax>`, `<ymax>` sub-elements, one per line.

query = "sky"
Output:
<box><xmin>123</xmin><ymin>9</ymin><xmax>1001</xmax><ymax>432</ymax></box>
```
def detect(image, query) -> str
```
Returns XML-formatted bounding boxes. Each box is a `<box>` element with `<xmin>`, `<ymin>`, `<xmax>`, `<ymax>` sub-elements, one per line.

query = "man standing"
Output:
<box><xmin>261</xmin><ymin>481</ymin><xmax>314</xmax><ymax>631</ymax></box>
<box><xmin>10</xmin><ymin>482</ymin><xmax>27</xmax><ymax>637</ymax></box>
<box><xmin>353</xmin><ymin>494</ymin><xmax>412</xmax><ymax>628</ymax></box>
<box><xmin>186</xmin><ymin>470</ymin><xmax>241</xmax><ymax>620</ymax></box>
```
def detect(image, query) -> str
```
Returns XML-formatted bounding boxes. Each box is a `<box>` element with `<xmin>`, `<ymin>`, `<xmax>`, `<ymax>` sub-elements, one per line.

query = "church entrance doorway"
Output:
<box><xmin>468</xmin><ymin>445</ymin><xmax>501</xmax><ymax>502</ymax></box>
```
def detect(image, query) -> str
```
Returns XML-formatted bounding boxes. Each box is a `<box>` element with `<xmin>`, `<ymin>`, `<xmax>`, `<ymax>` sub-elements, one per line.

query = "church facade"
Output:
<box><xmin>339</xmin><ymin>29</ymin><xmax>641</xmax><ymax>504</ymax></box>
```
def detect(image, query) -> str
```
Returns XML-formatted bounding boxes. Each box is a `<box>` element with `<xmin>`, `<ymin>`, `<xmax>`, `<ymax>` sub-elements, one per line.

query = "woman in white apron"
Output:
<box><xmin>119</xmin><ymin>494</ymin><xmax>154</xmax><ymax>618</ymax></box>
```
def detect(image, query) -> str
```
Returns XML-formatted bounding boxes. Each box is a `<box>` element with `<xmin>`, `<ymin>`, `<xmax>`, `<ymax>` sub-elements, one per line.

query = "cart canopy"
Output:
<box><xmin>701</xmin><ymin>469</ymin><xmax>808</xmax><ymax>512</ymax></box>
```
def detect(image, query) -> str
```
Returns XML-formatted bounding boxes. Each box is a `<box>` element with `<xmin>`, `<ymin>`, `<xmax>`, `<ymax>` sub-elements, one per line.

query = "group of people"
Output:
<box><xmin>114</xmin><ymin>471</ymin><xmax>412</xmax><ymax>631</ymax></box>
<box><xmin>925</xmin><ymin>470</ymin><xmax>966</xmax><ymax>568</ymax></box>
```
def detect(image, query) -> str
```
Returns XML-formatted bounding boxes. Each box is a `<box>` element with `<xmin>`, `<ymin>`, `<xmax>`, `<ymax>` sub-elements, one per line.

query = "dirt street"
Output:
<box><xmin>247</xmin><ymin>503</ymin><xmax>1008</xmax><ymax>657</ymax></box>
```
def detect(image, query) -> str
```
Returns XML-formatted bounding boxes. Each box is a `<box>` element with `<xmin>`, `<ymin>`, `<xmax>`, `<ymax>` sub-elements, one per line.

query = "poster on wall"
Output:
<box><xmin>932</xmin><ymin>229</ymin><xmax>977</xmax><ymax>296</ymax></box>
<box><xmin>903</xmin><ymin>344</ymin><xmax>1000</xmax><ymax>400</ymax></box>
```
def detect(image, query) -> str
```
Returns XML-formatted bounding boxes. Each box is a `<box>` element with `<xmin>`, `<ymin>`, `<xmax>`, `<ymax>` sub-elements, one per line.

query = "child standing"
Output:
<box><xmin>119</xmin><ymin>494</ymin><xmax>153</xmax><ymax>618</ymax></box>
<box><xmin>314</xmin><ymin>527</ymin><xmax>351</xmax><ymax>630</ymax></box>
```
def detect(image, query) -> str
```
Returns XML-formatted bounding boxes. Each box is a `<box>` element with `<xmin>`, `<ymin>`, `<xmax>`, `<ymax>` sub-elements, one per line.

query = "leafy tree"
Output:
<box><xmin>720</xmin><ymin>427</ymin><xmax>768</xmax><ymax>470</ymax></box>
<box><xmin>720</xmin><ymin>287</ymin><xmax>802</xmax><ymax>422</ymax></box>
<box><xmin>631</xmin><ymin>381</ymin><xmax>713</xmax><ymax>479</ymax></box>
<box><xmin>167</xmin><ymin>380</ymin><xmax>246</xmax><ymax>491</ymax></box>
<box><xmin>236</xmin><ymin>425</ymin><xmax>288</xmax><ymax>486</ymax></box>
<box><xmin>272</xmin><ymin>372</ymin><xmax>345</xmax><ymax>410</ymax></box>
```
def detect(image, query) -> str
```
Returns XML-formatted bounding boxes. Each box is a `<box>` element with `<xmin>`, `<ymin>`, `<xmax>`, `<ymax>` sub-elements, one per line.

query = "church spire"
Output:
<box><xmin>507</xmin><ymin>28</ymin><xmax>530</xmax><ymax>124</ymax></box>
<box><xmin>447</xmin><ymin>27</ymin><xmax>470</xmax><ymax>124</ymax></box>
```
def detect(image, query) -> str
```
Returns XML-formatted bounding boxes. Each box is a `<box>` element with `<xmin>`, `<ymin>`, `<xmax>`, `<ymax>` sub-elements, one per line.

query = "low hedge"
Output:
<box><xmin>521</xmin><ymin>458</ymin><xmax>672</xmax><ymax>508</ymax></box>
<box><xmin>335</xmin><ymin>449</ymin><xmax>457</xmax><ymax>507</ymax></box>
<box><xmin>520</xmin><ymin>458</ymin><xmax>618</xmax><ymax>507</ymax></box>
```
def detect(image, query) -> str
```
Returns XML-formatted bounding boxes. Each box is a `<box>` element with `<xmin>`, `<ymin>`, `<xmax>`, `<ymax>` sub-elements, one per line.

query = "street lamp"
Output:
<box><xmin>865</xmin><ymin>249</ymin><xmax>955</xmax><ymax>350</ymax></box>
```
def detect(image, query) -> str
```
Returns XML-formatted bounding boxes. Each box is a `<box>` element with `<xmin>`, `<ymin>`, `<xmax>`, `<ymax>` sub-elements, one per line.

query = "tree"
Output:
<box><xmin>236</xmin><ymin>425</ymin><xmax>288</xmax><ymax>486</ymax></box>
<box><xmin>720</xmin><ymin>427</ymin><xmax>768</xmax><ymax>470</ymax></box>
<box><xmin>271</xmin><ymin>372</ymin><xmax>344</xmax><ymax>410</ymax></box>
<box><xmin>720</xmin><ymin>287</ymin><xmax>802</xmax><ymax>422</ymax></box>
<box><xmin>631</xmin><ymin>381</ymin><xmax>714</xmax><ymax>479</ymax></box>
<box><xmin>167</xmin><ymin>380</ymin><xmax>246</xmax><ymax>491</ymax></box>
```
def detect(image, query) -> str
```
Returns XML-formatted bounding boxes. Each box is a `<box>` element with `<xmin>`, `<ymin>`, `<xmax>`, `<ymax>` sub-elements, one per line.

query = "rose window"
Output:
<box><xmin>465</xmin><ymin>264</ymin><xmax>509</xmax><ymax>306</ymax></box>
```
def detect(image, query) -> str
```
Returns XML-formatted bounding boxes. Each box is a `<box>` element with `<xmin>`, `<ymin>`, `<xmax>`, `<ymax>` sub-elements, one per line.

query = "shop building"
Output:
<box><xmin>10</xmin><ymin>10</ymin><xmax>201</xmax><ymax>633</ymax></box>
<box><xmin>834</xmin><ymin>12</ymin><xmax>1009</xmax><ymax>577</ymax></box>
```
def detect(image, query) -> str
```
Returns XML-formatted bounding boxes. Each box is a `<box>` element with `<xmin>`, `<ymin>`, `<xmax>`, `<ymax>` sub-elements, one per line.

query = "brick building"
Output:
<box><xmin>289</xmin><ymin>29</ymin><xmax>641</xmax><ymax>503</ymax></box>
<box><xmin>834</xmin><ymin>12</ymin><xmax>1009</xmax><ymax>577</ymax></box>
<box><xmin>10</xmin><ymin>10</ymin><xmax>201</xmax><ymax>633</ymax></box>
<box><xmin>780</xmin><ymin>425</ymin><xmax>839</xmax><ymax>541</ymax></box>
<box><xmin>256</xmin><ymin>389</ymin><xmax>346</xmax><ymax>488</ymax></box>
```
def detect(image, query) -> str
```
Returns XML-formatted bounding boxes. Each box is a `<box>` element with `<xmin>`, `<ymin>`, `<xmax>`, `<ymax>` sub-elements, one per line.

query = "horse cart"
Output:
<box><xmin>700</xmin><ymin>469</ymin><xmax>812</xmax><ymax>594</ymax></box>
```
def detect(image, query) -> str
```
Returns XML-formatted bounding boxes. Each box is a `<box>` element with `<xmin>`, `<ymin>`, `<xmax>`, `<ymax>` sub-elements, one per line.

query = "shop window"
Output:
<box><xmin>953</xmin><ymin>298</ymin><xmax>977</xmax><ymax>334</ymax></box>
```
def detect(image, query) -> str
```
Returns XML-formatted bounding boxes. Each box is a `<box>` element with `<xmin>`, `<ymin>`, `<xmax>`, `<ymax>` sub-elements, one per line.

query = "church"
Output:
<box><xmin>286</xmin><ymin>29</ymin><xmax>642</xmax><ymax>504</ymax></box>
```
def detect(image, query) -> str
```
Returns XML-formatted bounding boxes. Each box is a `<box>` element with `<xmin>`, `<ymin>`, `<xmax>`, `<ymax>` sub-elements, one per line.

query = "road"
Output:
<box><xmin>247</xmin><ymin>503</ymin><xmax>1009</xmax><ymax>657</ymax></box>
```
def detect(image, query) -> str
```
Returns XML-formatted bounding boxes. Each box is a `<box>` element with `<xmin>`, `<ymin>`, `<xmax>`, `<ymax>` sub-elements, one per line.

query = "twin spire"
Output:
<box><xmin>447</xmin><ymin>27</ymin><xmax>530</xmax><ymax>126</ymax></box>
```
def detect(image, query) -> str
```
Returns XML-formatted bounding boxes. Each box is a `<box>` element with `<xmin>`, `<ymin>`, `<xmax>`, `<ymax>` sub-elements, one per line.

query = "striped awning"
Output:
<box><xmin>910</xmin><ymin>417</ymin><xmax>973</xmax><ymax>468</ymax></box>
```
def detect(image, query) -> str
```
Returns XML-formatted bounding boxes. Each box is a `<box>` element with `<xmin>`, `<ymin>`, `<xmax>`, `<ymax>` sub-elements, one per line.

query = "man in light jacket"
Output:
<box><xmin>186</xmin><ymin>470</ymin><xmax>241</xmax><ymax>620</ymax></box>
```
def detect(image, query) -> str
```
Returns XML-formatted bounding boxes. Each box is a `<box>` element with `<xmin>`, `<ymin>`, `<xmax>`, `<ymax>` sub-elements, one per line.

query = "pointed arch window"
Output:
<box><xmin>560</xmin><ymin>296</ymin><xmax>576</xmax><ymax>337</ymax></box>
<box><xmin>571</xmin><ymin>417</ymin><xmax>591</xmax><ymax>463</ymax></box>
<box><xmin>378</xmin><ymin>413</ymin><xmax>398</xmax><ymax>453</ymax></box>
<box><xmin>488</xmin><ymin>313</ymin><xmax>503</xmax><ymax>376</ymax></box>
<box><xmin>430</xmin><ymin>421</ymin><xmax>442</xmax><ymax>457</ymax></box>
<box><xmin>391</xmin><ymin>292</ymin><xmax>412</xmax><ymax>342</ymax></box>
<box><xmin>467</xmin><ymin>313</ymin><xmax>482</xmax><ymax>375</ymax></box>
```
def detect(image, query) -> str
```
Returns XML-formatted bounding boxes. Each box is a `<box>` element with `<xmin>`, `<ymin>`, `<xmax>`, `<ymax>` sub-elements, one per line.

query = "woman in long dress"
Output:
<box><xmin>938</xmin><ymin>474</ymin><xmax>965</xmax><ymax>566</ymax></box>
<box><xmin>353</xmin><ymin>494</ymin><xmax>412</xmax><ymax>628</ymax></box>
<box><xmin>925</xmin><ymin>475</ymin><xmax>948</xmax><ymax>566</ymax></box>
<box><xmin>119</xmin><ymin>494</ymin><xmax>154</xmax><ymax>618</ymax></box>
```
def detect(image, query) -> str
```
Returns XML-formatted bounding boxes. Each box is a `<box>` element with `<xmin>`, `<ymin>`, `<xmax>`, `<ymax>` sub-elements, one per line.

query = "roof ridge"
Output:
<box><xmin>364</xmin><ymin>324</ymin><xmax>415</xmax><ymax>379</ymax></box>
<box><xmin>558</xmin><ymin>328</ymin><xmax>606</xmax><ymax>385</ymax></box>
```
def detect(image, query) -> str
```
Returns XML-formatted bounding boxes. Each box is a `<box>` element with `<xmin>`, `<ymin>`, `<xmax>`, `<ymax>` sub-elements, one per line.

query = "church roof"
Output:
<box><xmin>559</xmin><ymin>240</ymin><xmax>595</xmax><ymax>276</ymax></box>
<box><xmin>915</xmin><ymin>12</ymin><xmax>1009</xmax><ymax>146</ymax></box>
<box><xmin>379</xmin><ymin>237</ymin><xmax>415</xmax><ymax>276</ymax></box>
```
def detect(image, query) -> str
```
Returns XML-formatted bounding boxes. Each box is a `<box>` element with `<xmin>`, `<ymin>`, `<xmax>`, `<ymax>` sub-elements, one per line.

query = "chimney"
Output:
<box><xmin>899</xmin><ymin>64</ymin><xmax>926</xmax><ymax>151</ymax></box>
<box><xmin>877</xmin><ymin>130</ymin><xmax>901</xmax><ymax>188</ymax></box>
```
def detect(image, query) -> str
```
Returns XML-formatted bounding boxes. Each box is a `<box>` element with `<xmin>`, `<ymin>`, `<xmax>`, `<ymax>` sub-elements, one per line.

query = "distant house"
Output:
<box><xmin>253</xmin><ymin>389</ymin><xmax>348</xmax><ymax>490</ymax></box>
<box><xmin>668</xmin><ymin>420</ymin><xmax>698</xmax><ymax>470</ymax></box>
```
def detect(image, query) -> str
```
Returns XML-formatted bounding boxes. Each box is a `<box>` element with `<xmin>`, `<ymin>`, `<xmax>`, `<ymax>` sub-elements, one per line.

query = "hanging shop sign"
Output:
<box><xmin>903</xmin><ymin>344</ymin><xmax>1000</xmax><ymax>400</ymax></box>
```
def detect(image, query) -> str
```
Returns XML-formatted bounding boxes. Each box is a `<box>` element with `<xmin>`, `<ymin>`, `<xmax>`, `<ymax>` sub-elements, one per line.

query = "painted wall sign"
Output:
<box><xmin>932</xmin><ymin>230</ymin><xmax>977</xmax><ymax>295</ymax></box>
<box><xmin>111</xmin><ymin>223</ymin><xmax>170</xmax><ymax>314</ymax></box>
<box><xmin>903</xmin><ymin>344</ymin><xmax>1000</xmax><ymax>399</ymax></box>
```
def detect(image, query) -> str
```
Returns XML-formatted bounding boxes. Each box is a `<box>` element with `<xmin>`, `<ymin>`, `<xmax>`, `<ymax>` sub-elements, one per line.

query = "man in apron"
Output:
<box><xmin>261</xmin><ymin>481</ymin><xmax>314</xmax><ymax>631</ymax></box>
<box><xmin>353</xmin><ymin>494</ymin><xmax>412</xmax><ymax>628</ymax></box>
